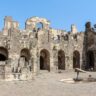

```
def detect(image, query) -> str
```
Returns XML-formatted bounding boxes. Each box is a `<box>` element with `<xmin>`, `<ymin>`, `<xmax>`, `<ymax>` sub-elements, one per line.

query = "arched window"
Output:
<box><xmin>36</xmin><ymin>22</ymin><xmax>43</xmax><ymax>30</ymax></box>
<box><xmin>64</xmin><ymin>34</ymin><xmax>69</xmax><ymax>41</ymax></box>
<box><xmin>73</xmin><ymin>34</ymin><xmax>77</xmax><ymax>41</ymax></box>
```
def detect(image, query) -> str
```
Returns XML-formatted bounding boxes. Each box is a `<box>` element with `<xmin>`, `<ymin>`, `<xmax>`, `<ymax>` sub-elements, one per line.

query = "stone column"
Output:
<box><xmin>0</xmin><ymin>63</ymin><xmax>5</xmax><ymax>79</ymax></box>
<box><xmin>66</xmin><ymin>54</ymin><xmax>73</xmax><ymax>70</ymax></box>
<box><xmin>36</xmin><ymin>48</ymin><xmax>40</xmax><ymax>74</ymax></box>
<box><xmin>65</xmin><ymin>55</ymin><xmax>70</xmax><ymax>70</ymax></box>
<box><xmin>5</xmin><ymin>60</ymin><xmax>12</xmax><ymax>80</ymax></box>
<box><xmin>50</xmin><ymin>52</ymin><xmax>54</xmax><ymax>72</ymax></box>
<box><xmin>33</xmin><ymin>48</ymin><xmax>38</xmax><ymax>75</ymax></box>
<box><xmin>53</xmin><ymin>50</ymin><xmax>58</xmax><ymax>72</ymax></box>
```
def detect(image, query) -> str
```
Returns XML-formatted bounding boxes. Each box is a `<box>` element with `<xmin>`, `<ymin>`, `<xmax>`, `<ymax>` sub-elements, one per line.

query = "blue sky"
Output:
<box><xmin>0</xmin><ymin>0</ymin><xmax>96</xmax><ymax>31</ymax></box>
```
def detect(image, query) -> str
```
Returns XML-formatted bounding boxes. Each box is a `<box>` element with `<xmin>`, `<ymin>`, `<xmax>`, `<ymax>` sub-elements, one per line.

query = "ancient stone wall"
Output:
<box><xmin>0</xmin><ymin>16</ymin><xmax>95</xmax><ymax>80</ymax></box>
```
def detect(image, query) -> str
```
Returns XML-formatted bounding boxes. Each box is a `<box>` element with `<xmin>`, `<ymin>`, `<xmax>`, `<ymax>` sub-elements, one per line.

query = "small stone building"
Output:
<box><xmin>0</xmin><ymin>16</ymin><xmax>95</xmax><ymax>80</ymax></box>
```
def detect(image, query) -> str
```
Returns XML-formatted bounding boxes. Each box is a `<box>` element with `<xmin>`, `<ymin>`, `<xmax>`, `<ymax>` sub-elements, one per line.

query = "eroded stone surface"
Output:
<box><xmin>0</xmin><ymin>16</ymin><xmax>95</xmax><ymax>80</ymax></box>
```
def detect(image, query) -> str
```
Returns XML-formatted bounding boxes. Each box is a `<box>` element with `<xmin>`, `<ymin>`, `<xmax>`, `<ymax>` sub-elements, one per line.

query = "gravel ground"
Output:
<box><xmin>0</xmin><ymin>70</ymin><xmax>96</xmax><ymax>96</ymax></box>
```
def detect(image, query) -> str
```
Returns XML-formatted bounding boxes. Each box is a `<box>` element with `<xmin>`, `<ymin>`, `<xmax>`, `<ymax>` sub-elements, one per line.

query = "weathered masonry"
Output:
<box><xmin>0</xmin><ymin>16</ymin><xmax>95</xmax><ymax>80</ymax></box>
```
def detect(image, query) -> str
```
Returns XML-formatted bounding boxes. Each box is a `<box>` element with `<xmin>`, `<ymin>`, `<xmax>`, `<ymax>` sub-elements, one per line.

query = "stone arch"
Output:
<box><xmin>40</xmin><ymin>49</ymin><xmax>50</xmax><ymax>71</ymax></box>
<box><xmin>87</xmin><ymin>50</ymin><xmax>94</xmax><ymax>70</ymax></box>
<box><xmin>20</xmin><ymin>48</ymin><xmax>30</xmax><ymax>66</ymax></box>
<box><xmin>58</xmin><ymin>50</ymin><xmax>65</xmax><ymax>70</ymax></box>
<box><xmin>0</xmin><ymin>47</ymin><xmax>8</xmax><ymax>61</ymax></box>
<box><xmin>73</xmin><ymin>50</ymin><xmax>80</xmax><ymax>68</ymax></box>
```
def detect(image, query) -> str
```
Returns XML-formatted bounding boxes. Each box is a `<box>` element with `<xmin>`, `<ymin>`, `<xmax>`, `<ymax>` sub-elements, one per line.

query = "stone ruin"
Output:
<box><xmin>0</xmin><ymin>16</ymin><xmax>95</xmax><ymax>80</ymax></box>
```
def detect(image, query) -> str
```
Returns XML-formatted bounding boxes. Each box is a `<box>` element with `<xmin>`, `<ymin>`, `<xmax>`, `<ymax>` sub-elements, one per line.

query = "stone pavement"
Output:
<box><xmin>0</xmin><ymin>70</ymin><xmax>96</xmax><ymax>96</ymax></box>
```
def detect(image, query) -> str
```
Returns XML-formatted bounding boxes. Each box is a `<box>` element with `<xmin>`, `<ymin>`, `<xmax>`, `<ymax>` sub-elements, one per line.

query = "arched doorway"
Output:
<box><xmin>0</xmin><ymin>47</ymin><xmax>8</xmax><ymax>61</ymax></box>
<box><xmin>20</xmin><ymin>48</ymin><xmax>30</xmax><ymax>66</ymax></box>
<box><xmin>87</xmin><ymin>51</ymin><xmax>94</xmax><ymax>70</ymax></box>
<box><xmin>0</xmin><ymin>47</ymin><xmax>8</xmax><ymax>79</ymax></box>
<box><xmin>58</xmin><ymin>50</ymin><xmax>65</xmax><ymax>70</ymax></box>
<box><xmin>73</xmin><ymin>50</ymin><xmax>80</xmax><ymax>68</ymax></box>
<box><xmin>40</xmin><ymin>49</ymin><xmax>50</xmax><ymax>71</ymax></box>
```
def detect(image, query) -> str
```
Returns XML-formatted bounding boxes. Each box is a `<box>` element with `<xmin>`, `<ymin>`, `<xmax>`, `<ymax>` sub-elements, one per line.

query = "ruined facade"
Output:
<box><xmin>0</xmin><ymin>16</ymin><xmax>95</xmax><ymax>80</ymax></box>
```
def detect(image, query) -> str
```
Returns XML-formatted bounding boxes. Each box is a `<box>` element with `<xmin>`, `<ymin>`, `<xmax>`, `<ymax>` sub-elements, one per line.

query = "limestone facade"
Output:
<box><xmin>0</xmin><ymin>16</ymin><xmax>95</xmax><ymax>80</ymax></box>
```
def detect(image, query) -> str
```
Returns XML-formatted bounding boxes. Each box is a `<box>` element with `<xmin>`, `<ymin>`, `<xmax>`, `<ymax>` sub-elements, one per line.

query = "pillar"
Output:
<box><xmin>32</xmin><ymin>48</ymin><xmax>39</xmax><ymax>75</ymax></box>
<box><xmin>53</xmin><ymin>50</ymin><xmax>58</xmax><ymax>72</ymax></box>
<box><xmin>50</xmin><ymin>51</ymin><xmax>54</xmax><ymax>72</ymax></box>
